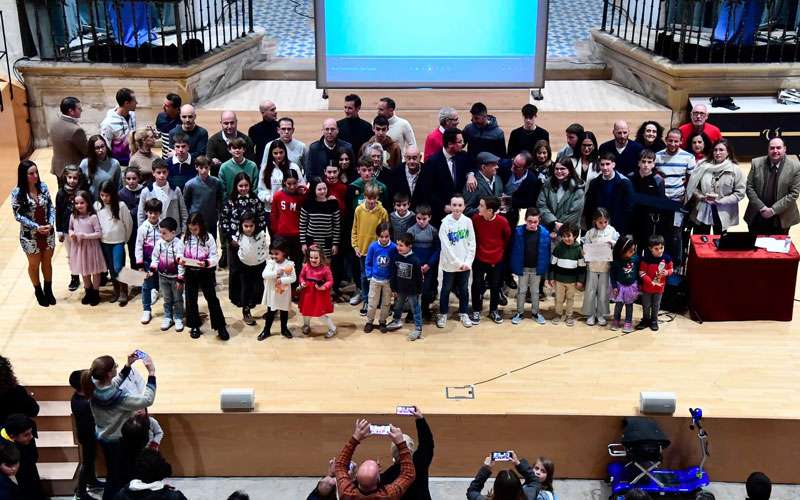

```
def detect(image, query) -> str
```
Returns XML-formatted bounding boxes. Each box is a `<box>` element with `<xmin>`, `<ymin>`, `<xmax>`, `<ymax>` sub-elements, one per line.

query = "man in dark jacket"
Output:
<box><xmin>379</xmin><ymin>406</ymin><xmax>433</xmax><ymax>500</ymax></box>
<box><xmin>247</xmin><ymin>100</ymin><xmax>279</xmax><ymax>167</ymax></box>
<box><xmin>387</xmin><ymin>146</ymin><xmax>426</xmax><ymax>211</ymax></box>
<box><xmin>1</xmin><ymin>415</ymin><xmax>45</xmax><ymax>500</ymax></box>
<box><xmin>598</xmin><ymin>120</ymin><xmax>643</xmax><ymax>176</ymax></box>
<box><xmin>307</xmin><ymin>119</ymin><xmax>354</xmax><ymax>181</ymax></box>
<box><xmin>205</xmin><ymin>111</ymin><xmax>256</xmax><ymax>175</ymax></box>
<box><xmin>113</xmin><ymin>449</ymin><xmax>187</xmax><ymax>500</ymax></box>
<box><xmin>463</xmin><ymin>102</ymin><xmax>507</xmax><ymax>163</ymax></box>
<box><xmin>337</xmin><ymin>94</ymin><xmax>374</xmax><ymax>157</ymax></box>
<box><xmin>70</xmin><ymin>370</ymin><xmax>104</xmax><ymax>499</ymax></box>
<box><xmin>421</xmin><ymin>128</ymin><xmax>473</xmax><ymax>225</ymax></box>
<box><xmin>584</xmin><ymin>152</ymin><xmax>635</xmax><ymax>235</ymax></box>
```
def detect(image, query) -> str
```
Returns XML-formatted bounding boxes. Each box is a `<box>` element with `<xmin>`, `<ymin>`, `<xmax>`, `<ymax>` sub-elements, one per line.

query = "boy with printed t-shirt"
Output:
<box><xmin>437</xmin><ymin>194</ymin><xmax>476</xmax><ymax>329</ymax></box>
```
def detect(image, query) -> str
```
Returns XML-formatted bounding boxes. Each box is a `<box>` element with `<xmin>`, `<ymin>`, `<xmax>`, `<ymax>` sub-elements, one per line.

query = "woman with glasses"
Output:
<box><xmin>80</xmin><ymin>135</ymin><xmax>122</xmax><ymax>200</ymax></box>
<box><xmin>686</xmin><ymin>139</ymin><xmax>745</xmax><ymax>234</ymax></box>
<box><xmin>571</xmin><ymin>131</ymin><xmax>600</xmax><ymax>186</ymax></box>
<box><xmin>11</xmin><ymin>160</ymin><xmax>57</xmax><ymax>306</ymax></box>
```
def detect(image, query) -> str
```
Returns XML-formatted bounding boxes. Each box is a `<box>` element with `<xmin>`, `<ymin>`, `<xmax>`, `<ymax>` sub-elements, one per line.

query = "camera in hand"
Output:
<box><xmin>491</xmin><ymin>451</ymin><xmax>513</xmax><ymax>461</ymax></box>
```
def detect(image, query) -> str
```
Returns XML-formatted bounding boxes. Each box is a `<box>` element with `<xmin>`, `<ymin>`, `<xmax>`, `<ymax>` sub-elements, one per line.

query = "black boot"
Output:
<box><xmin>190</xmin><ymin>327</ymin><xmax>202</xmax><ymax>339</ymax></box>
<box><xmin>257</xmin><ymin>326</ymin><xmax>271</xmax><ymax>341</ymax></box>
<box><xmin>109</xmin><ymin>281</ymin><xmax>120</xmax><ymax>303</ymax></box>
<box><xmin>118</xmin><ymin>283</ymin><xmax>129</xmax><ymax>307</ymax></box>
<box><xmin>68</xmin><ymin>275</ymin><xmax>80</xmax><ymax>291</ymax></box>
<box><xmin>43</xmin><ymin>281</ymin><xmax>57</xmax><ymax>305</ymax></box>
<box><xmin>89</xmin><ymin>288</ymin><xmax>100</xmax><ymax>306</ymax></box>
<box><xmin>217</xmin><ymin>325</ymin><xmax>230</xmax><ymax>341</ymax></box>
<box><xmin>81</xmin><ymin>288</ymin><xmax>92</xmax><ymax>305</ymax></box>
<box><xmin>34</xmin><ymin>285</ymin><xmax>49</xmax><ymax>307</ymax></box>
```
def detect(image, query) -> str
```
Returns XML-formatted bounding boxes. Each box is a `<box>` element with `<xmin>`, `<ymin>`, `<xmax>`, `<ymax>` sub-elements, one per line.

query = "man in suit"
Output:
<box><xmin>387</xmin><ymin>145</ymin><xmax>425</xmax><ymax>210</ymax></box>
<box><xmin>464</xmin><ymin>152</ymin><xmax>504</xmax><ymax>216</ymax></box>
<box><xmin>50</xmin><ymin>97</ymin><xmax>88</xmax><ymax>185</ymax></box>
<box><xmin>422</xmin><ymin>128</ymin><xmax>472</xmax><ymax>225</ymax></box>
<box><xmin>745</xmin><ymin>137</ymin><xmax>800</xmax><ymax>235</ymax></box>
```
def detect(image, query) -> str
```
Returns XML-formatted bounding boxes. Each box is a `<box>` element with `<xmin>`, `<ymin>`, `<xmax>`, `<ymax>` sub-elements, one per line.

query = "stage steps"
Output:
<box><xmin>29</xmin><ymin>385</ymin><xmax>80</xmax><ymax>497</ymax></box>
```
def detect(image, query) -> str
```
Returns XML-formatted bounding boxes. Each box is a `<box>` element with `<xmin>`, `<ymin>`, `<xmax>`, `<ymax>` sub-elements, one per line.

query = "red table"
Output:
<box><xmin>688</xmin><ymin>235</ymin><xmax>800</xmax><ymax>321</ymax></box>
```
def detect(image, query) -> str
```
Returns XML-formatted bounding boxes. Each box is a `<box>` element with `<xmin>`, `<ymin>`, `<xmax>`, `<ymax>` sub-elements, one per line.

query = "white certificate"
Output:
<box><xmin>583</xmin><ymin>242</ymin><xmax>613</xmax><ymax>262</ymax></box>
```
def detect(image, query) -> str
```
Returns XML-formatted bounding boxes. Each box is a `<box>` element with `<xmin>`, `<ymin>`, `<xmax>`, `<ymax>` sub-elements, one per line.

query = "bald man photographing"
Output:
<box><xmin>335</xmin><ymin>419</ymin><xmax>415</xmax><ymax>500</ymax></box>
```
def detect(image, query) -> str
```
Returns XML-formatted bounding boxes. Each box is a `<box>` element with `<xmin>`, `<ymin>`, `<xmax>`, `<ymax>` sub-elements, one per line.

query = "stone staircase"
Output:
<box><xmin>30</xmin><ymin>385</ymin><xmax>80</xmax><ymax>497</ymax></box>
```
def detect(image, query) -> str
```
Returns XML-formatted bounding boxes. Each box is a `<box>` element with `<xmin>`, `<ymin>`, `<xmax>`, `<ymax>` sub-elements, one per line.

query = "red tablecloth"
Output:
<box><xmin>687</xmin><ymin>235</ymin><xmax>800</xmax><ymax>321</ymax></box>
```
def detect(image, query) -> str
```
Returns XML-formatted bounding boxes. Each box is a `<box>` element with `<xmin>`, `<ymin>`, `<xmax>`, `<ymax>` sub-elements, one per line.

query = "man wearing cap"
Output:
<box><xmin>744</xmin><ymin>137</ymin><xmax>800</xmax><ymax>235</ymax></box>
<box><xmin>464</xmin><ymin>152</ymin><xmax>504</xmax><ymax>217</ymax></box>
<box><xmin>679</xmin><ymin>104</ymin><xmax>722</xmax><ymax>149</ymax></box>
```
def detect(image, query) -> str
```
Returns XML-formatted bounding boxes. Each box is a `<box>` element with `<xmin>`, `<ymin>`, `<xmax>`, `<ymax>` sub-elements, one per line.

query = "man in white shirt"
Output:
<box><xmin>378</xmin><ymin>97</ymin><xmax>416</xmax><ymax>154</ymax></box>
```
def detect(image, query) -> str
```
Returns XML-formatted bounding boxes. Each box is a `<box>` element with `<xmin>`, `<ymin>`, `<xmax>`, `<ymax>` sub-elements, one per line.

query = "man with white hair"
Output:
<box><xmin>248</xmin><ymin>100</ymin><xmax>279</xmax><ymax>166</ymax></box>
<box><xmin>206</xmin><ymin>110</ymin><xmax>255</xmax><ymax>175</ymax></box>
<box><xmin>168</xmin><ymin>104</ymin><xmax>209</xmax><ymax>158</ymax></box>
<box><xmin>424</xmin><ymin>107</ymin><xmax>459</xmax><ymax>162</ymax></box>
<box><xmin>307</xmin><ymin>118</ymin><xmax>354</xmax><ymax>180</ymax></box>
<box><xmin>335</xmin><ymin>419</ymin><xmax>415</xmax><ymax>499</ymax></box>
<box><xmin>597</xmin><ymin>120</ymin><xmax>643</xmax><ymax>176</ymax></box>
<box><xmin>380</xmin><ymin>406</ymin><xmax>434</xmax><ymax>500</ymax></box>
<box><xmin>679</xmin><ymin>103</ymin><xmax>722</xmax><ymax>150</ymax></box>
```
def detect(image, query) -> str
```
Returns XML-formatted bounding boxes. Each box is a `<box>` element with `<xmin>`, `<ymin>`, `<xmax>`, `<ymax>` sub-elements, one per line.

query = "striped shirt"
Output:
<box><xmin>655</xmin><ymin>148</ymin><xmax>696</xmax><ymax>202</ymax></box>
<box><xmin>299</xmin><ymin>198</ymin><xmax>341</xmax><ymax>256</ymax></box>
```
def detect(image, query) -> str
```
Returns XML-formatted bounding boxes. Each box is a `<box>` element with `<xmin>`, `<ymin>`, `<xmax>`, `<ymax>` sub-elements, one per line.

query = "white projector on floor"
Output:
<box><xmin>220</xmin><ymin>388</ymin><xmax>255</xmax><ymax>411</ymax></box>
<box><xmin>639</xmin><ymin>391</ymin><xmax>676</xmax><ymax>414</ymax></box>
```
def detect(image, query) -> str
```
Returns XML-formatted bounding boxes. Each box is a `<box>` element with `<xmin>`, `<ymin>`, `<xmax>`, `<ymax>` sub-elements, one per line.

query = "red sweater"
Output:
<box><xmin>271</xmin><ymin>189</ymin><xmax>304</xmax><ymax>237</ymax></box>
<box><xmin>679</xmin><ymin>122</ymin><xmax>722</xmax><ymax>149</ymax></box>
<box><xmin>638</xmin><ymin>252</ymin><xmax>674</xmax><ymax>294</ymax></box>
<box><xmin>325</xmin><ymin>180</ymin><xmax>348</xmax><ymax>214</ymax></box>
<box><xmin>472</xmin><ymin>213</ymin><xmax>511</xmax><ymax>265</ymax></box>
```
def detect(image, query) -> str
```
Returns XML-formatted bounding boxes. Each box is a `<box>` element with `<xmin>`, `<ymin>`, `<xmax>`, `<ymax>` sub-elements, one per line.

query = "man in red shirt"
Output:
<box><xmin>335</xmin><ymin>419</ymin><xmax>415</xmax><ymax>500</ymax></box>
<box><xmin>423</xmin><ymin>107</ymin><xmax>459</xmax><ymax>162</ymax></box>
<box><xmin>679</xmin><ymin>103</ymin><xmax>722</xmax><ymax>149</ymax></box>
<box><xmin>471</xmin><ymin>196</ymin><xmax>511</xmax><ymax>324</ymax></box>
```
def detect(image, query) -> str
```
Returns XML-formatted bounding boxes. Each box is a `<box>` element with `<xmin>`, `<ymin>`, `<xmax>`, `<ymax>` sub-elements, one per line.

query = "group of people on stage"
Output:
<box><xmin>12</xmin><ymin>89</ymin><xmax>800</xmax><ymax>340</ymax></box>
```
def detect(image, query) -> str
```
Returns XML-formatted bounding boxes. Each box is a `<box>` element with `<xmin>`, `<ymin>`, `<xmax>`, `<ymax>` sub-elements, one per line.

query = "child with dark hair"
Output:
<box><xmin>96</xmin><ymin>179</ymin><xmax>133</xmax><ymax>305</ymax></box>
<box><xmin>746</xmin><ymin>471</ymin><xmax>771</xmax><ymax>500</ymax></box>
<box><xmin>136</xmin><ymin>198</ymin><xmax>162</xmax><ymax>324</ymax></box>
<box><xmin>390</xmin><ymin>192</ymin><xmax>415</xmax><ymax>241</ymax></box>
<box><xmin>509</xmin><ymin>208</ymin><xmax>550</xmax><ymax>325</ymax></box>
<box><xmin>56</xmin><ymin>164</ymin><xmax>88</xmax><ymax>291</ymax></box>
<box><xmin>181</xmin><ymin>213</ymin><xmax>228</xmax><ymax>340</ymax></box>
<box><xmin>547</xmin><ymin>223</ymin><xmax>585</xmax><ymax>326</ymax></box>
<box><xmin>364</xmin><ymin>222</ymin><xmax>397</xmax><ymax>333</ymax></box>
<box><xmin>259</xmin><ymin>237</ymin><xmax>297</xmax><ymax>340</ymax></box>
<box><xmin>70</xmin><ymin>370</ymin><xmax>104</xmax><ymax>499</ymax></box>
<box><xmin>236</xmin><ymin>211</ymin><xmax>270</xmax><ymax>326</ymax></box>
<box><xmin>69</xmin><ymin>190</ymin><xmax>107</xmax><ymax>306</ymax></box>
<box><xmin>533</xmin><ymin>457</ymin><xmax>555</xmax><ymax>499</ymax></box>
<box><xmin>114</xmin><ymin>449</ymin><xmax>187</xmax><ymax>500</ymax></box>
<box><xmin>298</xmin><ymin>245</ymin><xmax>337</xmax><ymax>338</ymax></box>
<box><xmin>167</xmin><ymin>132</ymin><xmax>196</xmax><ymax>190</ymax></box>
<box><xmin>1</xmin><ymin>414</ymin><xmax>45</xmax><ymax>500</ymax></box>
<box><xmin>271</xmin><ymin>171</ymin><xmax>306</xmax><ymax>284</ymax></box>
<box><xmin>582</xmin><ymin>207</ymin><xmax>619</xmax><ymax>327</ymax></box>
<box><xmin>407</xmin><ymin>204</ymin><xmax>439</xmax><ymax>321</ymax></box>
<box><xmin>119</xmin><ymin>166</ymin><xmax>143</xmax><ymax>272</ymax></box>
<box><xmin>350</xmin><ymin>183</ymin><xmax>389</xmax><ymax>312</ymax></box>
<box><xmin>610</xmin><ymin>235</ymin><xmax>640</xmax><ymax>333</ymax></box>
<box><xmin>0</xmin><ymin>441</ymin><xmax>22</xmax><ymax>500</ymax></box>
<box><xmin>470</xmin><ymin>196</ymin><xmax>511</xmax><ymax>324</ymax></box>
<box><xmin>149</xmin><ymin>217</ymin><xmax>185</xmax><ymax>332</ymax></box>
<box><xmin>387</xmin><ymin>233</ymin><xmax>423</xmax><ymax>340</ymax></box>
<box><xmin>220</xmin><ymin>172</ymin><xmax>265</xmax><ymax>315</ymax></box>
<box><xmin>637</xmin><ymin>234</ymin><xmax>672</xmax><ymax>332</ymax></box>
<box><xmin>137</xmin><ymin>159</ymin><xmax>188</xmax><ymax>234</ymax></box>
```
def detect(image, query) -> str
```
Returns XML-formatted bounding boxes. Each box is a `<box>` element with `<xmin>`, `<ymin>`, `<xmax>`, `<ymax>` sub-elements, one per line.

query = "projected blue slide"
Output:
<box><xmin>315</xmin><ymin>0</ymin><xmax>548</xmax><ymax>88</ymax></box>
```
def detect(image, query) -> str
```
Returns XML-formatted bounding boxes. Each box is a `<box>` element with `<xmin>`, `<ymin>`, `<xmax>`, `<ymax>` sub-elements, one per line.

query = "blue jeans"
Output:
<box><xmin>394</xmin><ymin>293</ymin><xmax>422</xmax><ymax>330</ymax></box>
<box><xmin>359</xmin><ymin>256</ymin><xmax>369</xmax><ymax>300</ymax></box>
<box><xmin>141</xmin><ymin>273</ymin><xmax>159</xmax><ymax>311</ymax></box>
<box><xmin>440</xmin><ymin>270</ymin><xmax>470</xmax><ymax>315</ymax></box>
<box><xmin>159</xmin><ymin>275</ymin><xmax>184</xmax><ymax>320</ymax></box>
<box><xmin>100</xmin><ymin>242</ymin><xmax>126</xmax><ymax>279</ymax></box>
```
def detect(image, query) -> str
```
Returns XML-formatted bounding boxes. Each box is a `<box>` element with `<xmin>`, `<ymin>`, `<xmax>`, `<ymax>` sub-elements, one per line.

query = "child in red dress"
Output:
<box><xmin>297</xmin><ymin>245</ymin><xmax>337</xmax><ymax>338</ymax></box>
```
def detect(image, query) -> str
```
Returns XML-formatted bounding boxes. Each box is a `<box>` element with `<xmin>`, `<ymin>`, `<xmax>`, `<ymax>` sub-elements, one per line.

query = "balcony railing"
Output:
<box><xmin>601</xmin><ymin>0</ymin><xmax>800</xmax><ymax>63</ymax></box>
<box><xmin>23</xmin><ymin>0</ymin><xmax>253</xmax><ymax>65</ymax></box>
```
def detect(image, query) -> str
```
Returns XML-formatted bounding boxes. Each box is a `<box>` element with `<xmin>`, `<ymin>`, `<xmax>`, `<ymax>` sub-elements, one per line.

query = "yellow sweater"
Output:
<box><xmin>351</xmin><ymin>201</ymin><xmax>389</xmax><ymax>255</ymax></box>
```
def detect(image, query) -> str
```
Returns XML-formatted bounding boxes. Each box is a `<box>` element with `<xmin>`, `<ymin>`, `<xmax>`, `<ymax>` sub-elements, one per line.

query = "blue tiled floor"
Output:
<box><xmin>253</xmin><ymin>0</ymin><xmax>603</xmax><ymax>60</ymax></box>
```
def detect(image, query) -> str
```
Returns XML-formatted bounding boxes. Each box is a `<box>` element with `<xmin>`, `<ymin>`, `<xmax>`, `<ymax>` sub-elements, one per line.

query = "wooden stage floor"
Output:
<box><xmin>3</xmin><ymin>150</ymin><xmax>800</xmax><ymax>422</ymax></box>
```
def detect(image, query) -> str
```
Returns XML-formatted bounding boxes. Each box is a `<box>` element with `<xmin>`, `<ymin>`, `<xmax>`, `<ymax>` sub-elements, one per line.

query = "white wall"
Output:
<box><xmin>0</xmin><ymin>0</ymin><xmax>25</xmax><ymax>68</ymax></box>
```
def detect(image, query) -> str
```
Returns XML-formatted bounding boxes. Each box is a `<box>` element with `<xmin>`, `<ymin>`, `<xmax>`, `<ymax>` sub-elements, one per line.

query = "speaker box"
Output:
<box><xmin>220</xmin><ymin>388</ymin><xmax>255</xmax><ymax>412</ymax></box>
<box><xmin>639</xmin><ymin>391</ymin><xmax>676</xmax><ymax>414</ymax></box>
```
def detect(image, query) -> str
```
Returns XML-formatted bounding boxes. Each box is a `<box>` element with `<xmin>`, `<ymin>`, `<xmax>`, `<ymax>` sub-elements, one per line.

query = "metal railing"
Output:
<box><xmin>23</xmin><ymin>0</ymin><xmax>253</xmax><ymax>64</ymax></box>
<box><xmin>601</xmin><ymin>0</ymin><xmax>800</xmax><ymax>63</ymax></box>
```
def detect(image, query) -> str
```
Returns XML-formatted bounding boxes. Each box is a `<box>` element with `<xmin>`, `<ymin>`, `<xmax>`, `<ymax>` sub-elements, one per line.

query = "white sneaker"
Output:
<box><xmin>597</xmin><ymin>316</ymin><xmax>608</xmax><ymax>326</ymax></box>
<box><xmin>174</xmin><ymin>319</ymin><xmax>184</xmax><ymax>332</ymax></box>
<box><xmin>436</xmin><ymin>314</ymin><xmax>447</xmax><ymax>328</ymax></box>
<box><xmin>408</xmin><ymin>329</ymin><xmax>422</xmax><ymax>341</ymax></box>
<box><xmin>511</xmin><ymin>313</ymin><xmax>524</xmax><ymax>325</ymax></box>
<box><xmin>349</xmin><ymin>294</ymin><xmax>363</xmax><ymax>306</ymax></box>
<box><xmin>586</xmin><ymin>315</ymin><xmax>596</xmax><ymax>326</ymax></box>
<box><xmin>151</xmin><ymin>289</ymin><xmax>160</xmax><ymax>304</ymax></box>
<box><xmin>140</xmin><ymin>310</ymin><xmax>152</xmax><ymax>324</ymax></box>
<box><xmin>325</xmin><ymin>328</ymin><xmax>337</xmax><ymax>338</ymax></box>
<box><xmin>386</xmin><ymin>319</ymin><xmax>404</xmax><ymax>331</ymax></box>
<box><xmin>460</xmin><ymin>313</ymin><xmax>473</xmax><ymax>328</ymax></box>
<box><xmin>160</xmin><ymin>317</ymin><xmax>173</xmax><ymax>331</ymax></box>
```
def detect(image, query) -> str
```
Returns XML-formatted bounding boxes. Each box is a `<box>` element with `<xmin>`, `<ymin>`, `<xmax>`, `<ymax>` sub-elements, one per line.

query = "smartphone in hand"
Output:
<box><xmin>491</xmin><ymin>451</ymin><xmax>513</xmax><ymax>461</ymax></box>
<box><xmin>369</xmin><ymin>424</ymin><xmax>391</xmax><ymax>435</ymax></box>
<box><xmin>396</xmin><ymin>405</ymin><xmax>416</xmax><ymax>416</ymax></box>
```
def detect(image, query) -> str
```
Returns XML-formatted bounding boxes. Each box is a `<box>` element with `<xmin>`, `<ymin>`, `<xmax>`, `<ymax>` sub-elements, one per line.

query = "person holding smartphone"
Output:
<box><xmin>380</xmin><ymin>406</ymin><xmax>434</xmax><ymax>500</ymax></box>
<box><xmin>466</xmin><ymin>451</ymin><xmax>542</xmax><ymax>500</ymax></box>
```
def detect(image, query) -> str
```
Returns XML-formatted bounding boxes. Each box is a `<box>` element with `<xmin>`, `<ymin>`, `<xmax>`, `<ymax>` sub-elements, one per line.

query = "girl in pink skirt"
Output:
<box><xmin>68</xmin><ymin>190</ymin><xmax>107</xmax><ymax>306</ymax></box>
<box><xmin>610</xmin><ymin>235</ymin><xmax>640</xmax><ymax>333</ymax></box>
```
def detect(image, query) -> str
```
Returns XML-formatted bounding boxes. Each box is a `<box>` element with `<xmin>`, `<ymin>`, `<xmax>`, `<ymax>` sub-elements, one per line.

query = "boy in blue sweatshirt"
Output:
<box><xmin>406</xmin><ymin>204</ymin><xmax>440</xmax><ymax>320</ymax></box>
<box><xmin>364</xmin><ymin>222</ymin><xmax>397</xmax><ymax>333</ymax></box>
